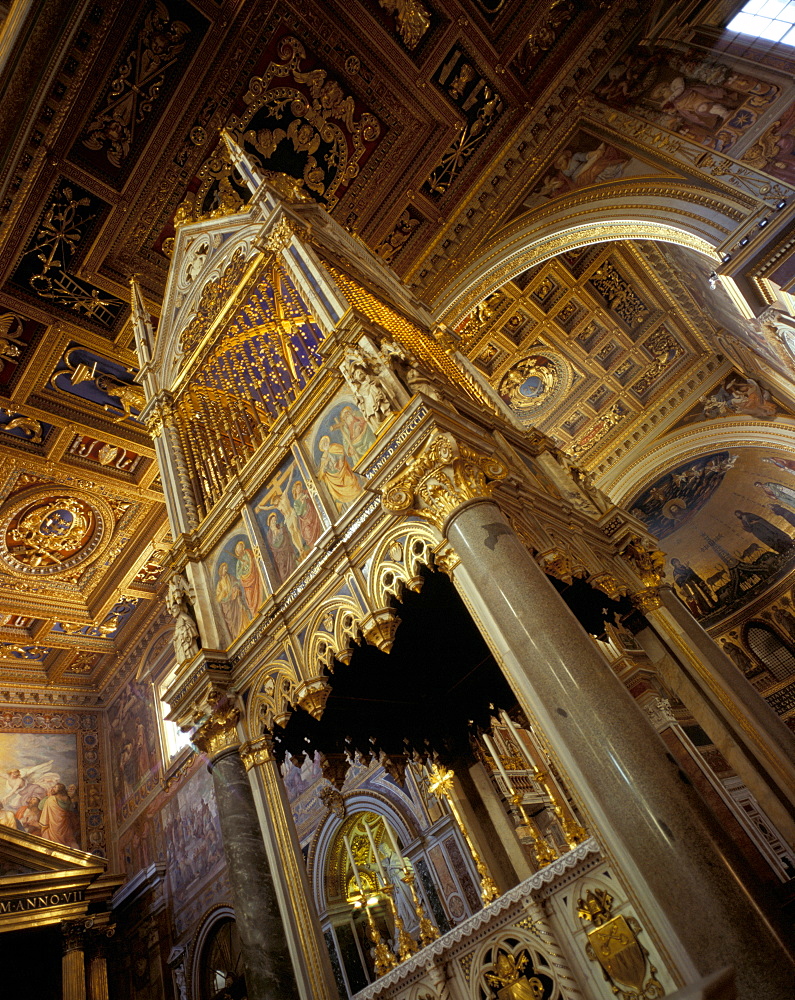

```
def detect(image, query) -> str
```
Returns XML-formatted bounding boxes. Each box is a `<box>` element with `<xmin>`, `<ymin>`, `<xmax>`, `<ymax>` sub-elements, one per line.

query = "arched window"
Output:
<box><xmin>727</xmin><ymin>1</ymin><xmax>795</xmax><ymax>45</ymax></box>
<box><xmin>745</xmin><ymin>622</ymin><xmax>795</xmax><ymax>681</ymax></box>
<box><xmin>198</xmin><ymin>916</ymin><xmax>246</xmax><ymax>1000</ymax></box>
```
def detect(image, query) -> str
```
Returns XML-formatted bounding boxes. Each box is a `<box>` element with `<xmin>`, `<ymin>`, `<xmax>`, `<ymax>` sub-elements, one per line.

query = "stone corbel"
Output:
<box><xmin>360</xmin><ymin>607</ymin><xmax>402</xmax><ymax>652</ymax></box>
<box><xmin>296</xmin><ymin>677</ymin><xmax>332</xmax><ymax>720</ymax></box>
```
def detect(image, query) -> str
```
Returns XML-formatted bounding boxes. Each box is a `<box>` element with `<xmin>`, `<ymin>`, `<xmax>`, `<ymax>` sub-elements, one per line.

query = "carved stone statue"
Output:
<box><xmin>342</xmin><ymin>349</ymin><xmax>394</xmax><ymax>427</ymax></box>
<box><xmin>167</xmin><ymin>573</ymin><xmax>201</xmax><ymax>664</ymax></box>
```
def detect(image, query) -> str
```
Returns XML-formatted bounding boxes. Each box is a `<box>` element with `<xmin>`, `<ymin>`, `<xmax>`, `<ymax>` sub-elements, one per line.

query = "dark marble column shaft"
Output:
<box><xmin>209</xmin><ymin>745</ymin><xmax>299</xmax><ymax>1000</ymax></box>
<box><xmin>446</xmin><ymin>499</ymin><xmax>794</xmax><ymax>1000</ymax></box>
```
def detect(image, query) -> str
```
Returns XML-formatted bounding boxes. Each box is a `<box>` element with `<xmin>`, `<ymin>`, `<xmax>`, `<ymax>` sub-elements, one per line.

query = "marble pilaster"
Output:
<box><xmin>194</xmin><ymin>706</ymin><xmax>299</xmax><ymax>1000</ymax></box>
<box><xmin>639</xmin><ymin>585</ymin><xmax>795</xmax><ymax>848</ymax></box>
<box><xmin>443</xmin><ymin>499</ymin><xmax>794</xmax><ymax>999</ymax></box>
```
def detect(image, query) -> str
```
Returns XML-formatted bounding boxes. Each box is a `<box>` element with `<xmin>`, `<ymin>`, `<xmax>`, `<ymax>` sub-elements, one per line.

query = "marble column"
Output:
<box><xmin>638</xmin><ymin>585</ymin><xmax>795</xmax><ymax>848</ymax></box>
<box><xmin>380</xmin><ymin>434</ymin><xmax>795</xmax><ymax>1000</ymax></box>
<box><xmin>61</xmin><ymin>919</ymin><xmax>87</xmax><ymax>1000</ymax></box>
<box><xmin>194</xmin><ymin>704</ymin><xmax>299</xmax><ymax>1000</ymax></box>
<box><xmin>241</xmin><ymin>735</ymin><xmax>338</xmax><ymax>1000</ymax></box>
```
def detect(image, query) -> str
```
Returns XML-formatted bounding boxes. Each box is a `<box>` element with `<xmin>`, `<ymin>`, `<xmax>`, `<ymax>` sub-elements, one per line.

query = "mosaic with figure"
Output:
<box><xmin>0</xmin><ymin>733</ymin><xmax>80</xmax><ymax>848</ymax></box>
<box><xmin>212</xmin><ymin>526</ymin><xmax>264</xmax><ymax>644</ymax></box>
<box><xmin>308</xmin><ymin>393</ymin><xmax>369</xmax><ymax>513</ymax></box>
<box><xmin>253</xmin><ymin>453</ymin><xmax>328</xmax><ymax>587</ymax></box>
<box><xmin>629</xmin><ymin>448</ymin><xmax>795</xmax><ymax>624</ymax></box>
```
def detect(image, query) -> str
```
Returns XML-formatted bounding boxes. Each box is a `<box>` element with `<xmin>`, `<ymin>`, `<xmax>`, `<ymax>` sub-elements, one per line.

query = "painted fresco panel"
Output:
<box><xmin>160</xmin><ymin>761</ymin><xmax>224</xmax><ymax>932</ymax></box>
<box><xmin>628</xmin><ymin>448</ymin><xmax>795</xmax><ymax>625</ymax></box>
<box><xmin>520</xmin><ymin>130</ymin><xmax>652</xmax><ymax>211</ymax></box>
<box><xmin>0</xmin><ymin>732</ymin><xmax>80</xmax><ymax>848</ymax></box>
<box><xmin>667</xmin><ymin>371</ymin><xmax>791</xmax><ymax>433</ymax></box>
<box><xmin>595</xmin><ymin>46</ymin><xmax>779</xmax><ymax>152</ymax></box>
<box><xmin>212</xmin><ymin>524</ymin><xmax>265</xmax><ymax>644</ymax></box>
<box><xmin>107</xmin><ymin>678</ymin><xmax>161</xmax><ymax>821</ymax></box>
<box><xmin>253</xmin><ymin>452</ymin><xmax>329</xmax><ymax>588</ymax></box>
<box><xmin>307</xmin><ymin>392</ymin><xmax>369</xmax><ymax>514</ymax></box>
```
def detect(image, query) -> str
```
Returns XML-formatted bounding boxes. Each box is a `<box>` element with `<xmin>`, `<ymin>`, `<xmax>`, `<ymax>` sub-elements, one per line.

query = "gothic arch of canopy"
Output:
<box><xmin>365</xmin><ymin>521</ymin><xmax>441</xmax><ymax>610</ymax></box>
<box><xmin>432</xmin><ymin>180</ymin><xmax>732</xmax><ymax>324</ymax></box>
<box><xmin>302</xmin><ymin>595</ymin><xmax>367</xmax><ymax>680</ymax></box>
<box><xmin>247</xmin><ymin>659</ymin><xmax>300</xmax><ymax>731</ymax></box>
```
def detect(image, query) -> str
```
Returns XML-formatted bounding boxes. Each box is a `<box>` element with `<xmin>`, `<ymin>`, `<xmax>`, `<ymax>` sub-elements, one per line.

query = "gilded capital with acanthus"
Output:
<box><xmin>631</xmin><ymin>587</ymin><xmax>662</xmax><ymax>614</ymax></box>
<box><xmin>240</xmin><ymin>735</ymin><xmax>275</xmax><ymax>771</ymax></box>
<box><xmin>380</xmin><ymin>431</ymin><xmax>507</xmax><ymax>533</ymax></box>
<box><xmin>192</xmin><ymin>703</ymin><xmax>241</xmax><ymax>758</ymax></box>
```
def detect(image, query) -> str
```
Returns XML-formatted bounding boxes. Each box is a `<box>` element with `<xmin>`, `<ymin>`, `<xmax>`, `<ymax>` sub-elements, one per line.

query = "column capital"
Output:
<box><xmin>61</xmin><ymin>917</ymin><xmax>92</xmax><ymax>954</ymax></box>
<box><xmin>240</xmin><ymin>734</ymin><xmax>276</xmax><ymax>771</ymax></box>
<box><xmin>631</xmin><ymin>586</ymin><xmax>663</xmax><ymax>614</ymax></box>
<box><xmin>192</xmin><ymin>701</ymin><xmax>241</xmax><ymax>759</ymax></box>
<box><xmin>381</xmin><ymin>430</ymin><xmax>507</xmax><ymax>533</ymax></box>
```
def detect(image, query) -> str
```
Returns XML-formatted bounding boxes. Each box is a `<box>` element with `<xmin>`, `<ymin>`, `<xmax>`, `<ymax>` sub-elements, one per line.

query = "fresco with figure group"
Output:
<box><xmin>107</xmin><ymin>676</ymin><xmax>161</xmax><ymax>820</ymax></box>
<box><xmin>253</xmin><ymin>452</ymin><xmax>329</xmax><ymax>587</ymax></box>
<box><xmin>668</xmin><ymin>371</ymin><xmax>793</xmax><ymax>432</ymax></box>
<box><xmin>309</xmin><ymin>392</ymin><xmax>369</xmax><ymax>513</ymax></box>
<box><xmin>595</xmin><ymin>45</ymin><xmax>780</xmax><ymax>152</ymax></box>
<box><xmin>628</xmin><ymin>448</ymin><xmax>795</xmax><ymax>625</ymax></box>
<box><xmin>212</xmin><ymin>527</ymin><xmax>264</xmax><ymax>645</ymax></box>
<box><xmin>0</xmin><ymin>732</ymin><xmax>80</xmax><ymax>848</ymax></box>
<box><xmin>518</xmin><ymin>130</ymin><xmax>656</xmax><ymax>213</ymax></box>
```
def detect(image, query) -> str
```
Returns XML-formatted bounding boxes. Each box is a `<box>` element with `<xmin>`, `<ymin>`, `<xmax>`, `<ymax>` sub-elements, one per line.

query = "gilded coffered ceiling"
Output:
<box><xmin>1</xmin><ymin>0</ymin><xmax>794</xmax><ymax>701</ymax></box>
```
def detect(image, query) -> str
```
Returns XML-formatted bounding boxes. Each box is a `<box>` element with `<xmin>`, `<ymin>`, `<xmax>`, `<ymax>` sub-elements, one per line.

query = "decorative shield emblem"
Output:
<box><xmin>587</xmin><ymin>914</ymin><xmax>647</xmax><ymax>993</ymax></box>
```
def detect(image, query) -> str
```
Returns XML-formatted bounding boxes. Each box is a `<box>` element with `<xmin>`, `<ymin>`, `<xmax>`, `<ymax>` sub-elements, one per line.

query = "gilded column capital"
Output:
<box><xmin>631</xmin><ymin>587</ymin><xmax>663</xmax><ymax>614</ymax></box>
<box><xmin>240</xmin><ymin>734</ymin><xmax>276</xmax><ymax>771</ymax></box>
<box><xmin>380</xmin><ymin>431</ymin><xmax>507</xmax><ymax>533</ymax></box>
<box><xmin>192</xmin><ymin>702</ymin><xmax>241</xmax><ymax>759</ymax></box>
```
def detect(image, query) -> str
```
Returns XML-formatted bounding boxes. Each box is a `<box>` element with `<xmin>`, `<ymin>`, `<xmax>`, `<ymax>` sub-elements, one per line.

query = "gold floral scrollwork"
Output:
<box><xmin>578</xmin><ymin>889</ymin><xmax>664</xmax><ymax>1000</ymax></box>
<box><xmin>192</xmin><ymin>703</ymin><xmax>240</xmax><ymax>758</ymax></box>
<box><xmin>589</xmin><ymin>571</ymin><xmax>627</xmax><ymax>600</ymax></box>
<box><xmin>263</xmin><ymin>216</ymin><xmax>297</xmax><ymax>254</ymax></box>
<box><xmin>378</xmin><ymin>0</ymin><xmax>430</xmax><ymax>49</ymax></box>
<box><xmin>240</xmin><ymin>735</ymin><xmax>275</xmax><ymax>771</ymax></box>
<box><xmin>380</xmin><ymin>431</ymin><xmax>507</xmax><ymax>533</ymax></box>
<box><xmin>621</xmin><ymin>537</ymin><xmax>665</xmax><ymax>584</ymax></box>
<box><xmin>537</xmin><ymin>548</ymin><xmax>572</xmax><ymax>583</ymax></box>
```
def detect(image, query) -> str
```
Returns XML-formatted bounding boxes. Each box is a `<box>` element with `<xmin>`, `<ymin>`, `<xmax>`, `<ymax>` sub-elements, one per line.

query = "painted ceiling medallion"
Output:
<box><xmin>498</xmin><ymin>354</ymin><xmax>562</xmax><ymax>412</ymax></box>
<box><xmin>0</xmin><ymin>489</ymin><xmax>113</xmax><ymax>576</ymax></box>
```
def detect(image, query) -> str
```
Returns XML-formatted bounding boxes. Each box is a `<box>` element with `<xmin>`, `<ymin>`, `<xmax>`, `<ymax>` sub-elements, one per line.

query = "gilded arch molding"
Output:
<box><xmin>433</xmin><ymin>189</ymin><xmax>728</xmax><ymax>325</ymax></box>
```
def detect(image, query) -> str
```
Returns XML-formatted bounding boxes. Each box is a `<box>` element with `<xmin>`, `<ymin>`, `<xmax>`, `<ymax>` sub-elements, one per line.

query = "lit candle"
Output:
<box><xmin>343</xmin><ymin>833</ymin><xmax>365</xmax><ymax>897</ymax></box>
<box><xmin>364</xmin><ymin>820</ymin><xmax>387</xmax><ymax>884</ymax></box>
<box><xmin>482</xmin><ymin>731</ymin><xmax>515</xmax><ymax>795</ymax></box>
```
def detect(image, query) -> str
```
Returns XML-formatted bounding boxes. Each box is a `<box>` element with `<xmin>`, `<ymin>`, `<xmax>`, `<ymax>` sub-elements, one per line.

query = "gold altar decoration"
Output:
<box><xmin>578</xmin><ymin>889</ymin><xmax>664</xmax><ymax>1000</ymax></box>
<box><xmin>381</xmin><ymin>431</ymin><xmax>507</xmax><ymax>534</ymax></box>
<box><xmin>427</xmin><ymin>763</ymin><xmax>499</xmax><ymax>904</ymax></box>
<box><xmin>485</xmin><ymin>949</ymin><xmax>545</xmax><ymax>1000</ymax></box>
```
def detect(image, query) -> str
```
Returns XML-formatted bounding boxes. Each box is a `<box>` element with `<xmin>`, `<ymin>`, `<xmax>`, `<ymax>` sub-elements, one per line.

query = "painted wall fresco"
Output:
<box><xmin>595</xmin><ymin>46</ymin><xmax>780</xmax><ymax>152</ymax></box>
<box><xmin>519</xmin><ymin>130</ymin><xmax>652</xmax><ymax>212</ymax></box>
<box><xmin>628</xmin><ymin>448</ymin><xmax>795</xmax><ymax>624</ymax></box>
<box><xmin>0</xmin><ymin>732</ymin><xmax>80</xmax><ymax>848</ymax></box>
<box><xmin>253</xmin><ymin>452</ymin><xmax>329</xmax><ymax>588</ymax></box>
<box><xmin>212</xmin><ymin>526</ymin><xmax>264</xmax><ymax>644</ymax></box>
<box><xmin>307</xmin><ymin>392</ymin><xmax>368</xmax><ymax>514</ymax></box>
<box><xmin>107</xmin><ymin>678</ymin><xmax>161</xmax><ymax>822</ymax></box>
<box><xmin>740</xmin><ymin>94</ymin><xmax>795</xmax><ymax>184</ymax></box>
<box><xmin>668</xmin><ymin>371</ymin><xmax>791</xmax><ymax>432</ymax></box>
<box><xmin>161</xmin><ymin>762</ymin><xmax>223</xmax><ymax>914</ymax></box>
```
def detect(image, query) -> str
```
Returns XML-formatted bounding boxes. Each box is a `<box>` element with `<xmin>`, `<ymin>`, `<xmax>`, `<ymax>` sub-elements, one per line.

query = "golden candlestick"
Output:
<box><xmin>509</xmin><ymin>791</ymin><xmax>558</xmax><ymax>868</ymax></box>
<box><xmin>361</xmin><ymin>899</ymin><xmax>398</xmax><ymax>977</ymax></box>
<box><xmin>402</xmin><ymin>869</ymin><xmax>440</xmax><ymax>946</ymax></box>
<box><xmin>381</xmin><ymin>882</ymin><xmax>418</xmax><ymax>961</ymax></box>
<box><xmin>427</xmin><ymin>763</ymin><xmax>499</xmax><ymax>905</ymax></box>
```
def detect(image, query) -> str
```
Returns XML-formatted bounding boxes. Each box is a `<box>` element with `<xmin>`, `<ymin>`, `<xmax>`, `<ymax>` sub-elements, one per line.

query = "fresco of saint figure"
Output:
<box><xmin>216</xmin><ymin>561</ymin><xmax>250</xmax><ymax>643</ymax></box>
<box><xmin>234</xmin><ymin>539</ymin><xmax>263</xmax><ymax>614</ymax></box>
